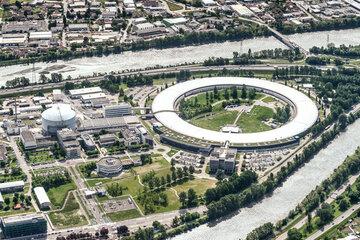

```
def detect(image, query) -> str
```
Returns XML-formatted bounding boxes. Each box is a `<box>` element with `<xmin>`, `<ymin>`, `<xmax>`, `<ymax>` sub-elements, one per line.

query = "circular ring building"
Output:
<box><xmin>152</xmin><ymin>77</ymin><xmax>318</xmax><ymax>148</ymax></box>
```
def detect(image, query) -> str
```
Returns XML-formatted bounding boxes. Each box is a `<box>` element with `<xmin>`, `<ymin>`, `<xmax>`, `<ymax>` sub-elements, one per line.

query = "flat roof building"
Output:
<box><xmin>104</xmin><ymin>103</ymin><xmax>132</xmax><ymax>118</ymax></box>
<box><xmin>69</xmin><ymin>87</ymin><xmax>102</xmax><ymax>98</ymax></box>
<box><xmin>20</xmin><ymin>130</ymin><xmax>37</xmax><ymax>150</ymax></box>
<box><xmin>0</xmin><ymin>181</ymin><xmax>25</xmax><ymax>193</ymax></box>
<box><xmin>0</xmin><ymin>214</ymin><xmax>47</xmax><ymax>239</ymax></box>
<box><xmin>33</xmin><ymin>187</ymin><xmax>51</xmax><ymax>209</ymax></box>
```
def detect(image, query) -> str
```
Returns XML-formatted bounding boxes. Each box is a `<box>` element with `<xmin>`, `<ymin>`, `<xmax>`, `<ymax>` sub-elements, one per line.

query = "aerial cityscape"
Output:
<box><xmin>0</xmin><ymin>0</ymin><xmax>359</xmax><ymax>239</ymax></box>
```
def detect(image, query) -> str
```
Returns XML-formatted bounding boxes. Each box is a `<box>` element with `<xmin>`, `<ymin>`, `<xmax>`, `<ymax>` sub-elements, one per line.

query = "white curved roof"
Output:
<box><xmin>42</xmin><ymin>103</ymin><xmax>76</xmax><ymax>122</ymax></box>
<box><xmin>152</xmin><ymin>77</ymin><xmax>318</xmax><ymax>145</ymax></box>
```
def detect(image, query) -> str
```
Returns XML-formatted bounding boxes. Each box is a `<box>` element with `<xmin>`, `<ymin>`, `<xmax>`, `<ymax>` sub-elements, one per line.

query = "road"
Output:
<box><xmin>0</xmin><ymin>64</ymin><xmax>302</xmax><ymax>97</ymax></box>
<box><xmin>307</xmin><ymin>204</ymin><xmax>360</xmax><ymax>240</ymax></box>
<box><xmin>276</xmin><ymin>173</ymin><xmax>360</xmax><ymax>240</ymax></box>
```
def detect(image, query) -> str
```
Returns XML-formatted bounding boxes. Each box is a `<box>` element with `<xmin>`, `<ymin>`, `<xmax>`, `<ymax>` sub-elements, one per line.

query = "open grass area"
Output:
<box><xmin>190</xmin><ymin>110</ymin><xmax>238</xmax><ymax>131</ymax></box>
<box><xmin>136</xmin><ymin>189</ymin><xmax>181</xmax><ymax>214</ymax></box>
<box><xmin>167</xmin><ymin>149</ymin><xmax>179</xmax><ymax>157</ymax></box>
<box><xmin>48</xmin><ymin>192</ymin><xmax>87</xmax><ymax>229</ymax></box>
<box><xmin>47</xmin><ymin>182</ymin><xmax>77</xmax><ymax>209</ymax></box>
<box><xmin>262</xmin><ymin>96</ymin><xmax>276</xmax><ymax>103</ymax></box>
<box><xmin>27</xmin><ymin>150</ymin><xmax>54</xmax><ymax>164</ymax></box>
<box><xmin>236</xmin><ymin>105</ymin><xmax>274</xmax><ymax>133</ymax></box>
<box><xmin>164</xmin><ymin>0</ymin><xmax>183</xmax><ymax>11</ymax></box>
<box><xmin>107</xmin><ymin>208</ymin><xmax>142</xmax><ymax>222</ymax></box>
<box><xmin>173</xmin><ymin>178</ymin><xmax>216</xmax><ymax>196</ymax></box>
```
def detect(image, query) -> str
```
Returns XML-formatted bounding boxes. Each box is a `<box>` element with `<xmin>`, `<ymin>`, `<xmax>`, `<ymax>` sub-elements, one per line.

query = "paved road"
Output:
<box><xmin>0</xmin><ymin>64</ymin><xmax>298</xmax><ymax>97</ymax></box>
<box><xmin>306</xmin><ymin>204</ymin><xmax>360</xmax><ymax>240</ymax></box>
<box><xmin>276</xmin><ymin>173</ymin><xmax>360</xmax><ymax>240</ymax></box>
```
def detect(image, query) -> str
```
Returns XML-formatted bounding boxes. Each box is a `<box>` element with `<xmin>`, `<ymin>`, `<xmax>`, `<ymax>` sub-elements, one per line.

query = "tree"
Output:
<box><xmin>241</xmin><ymin>85</ymin><xmax>247</xmax><ymax>99</ymax></box>
<box><xmin>338</xmin><ymin>198</ymin><xmax>350</xmax><ymax>211</ymax></box>
<box><xmin>117</xmin><ymin>225</ymin><xmax>129</xmax><ymax>235</ymax></box>
<box><xmin>231</xmin><ymin>86</ymin><xmax>238</xmax><ymax>99</ymax></box>
<box><xmin>316</xmin><ymin>203</ymin><xmax>334</xmax><ymax>226</ymax></box>
<box><xmin>99</xmin><ymin>227</ymin><xmax>109</xmax><ymax>236</ymax></box>
<box><xmin>179</xmin><ymin>191</ymin><xmax>187</xmax><ymax>208</ymax></box>
<box><xmin>4</xmin><ymin>197</ymin><xmax>10</xmax><ymax>205</ymax></box>
<box><xmin>338</xmin><ymin>114</ymin><xmax>348</xmax><ymax>129</ymax></box>
<box><xmin>187</xmin><ymin>188</ymin><xmax>198</xmax><ymax>207</ymax></box>
<box><xmin>166</xmin><ymin>174</ymin><xmax>172</xmax><ymax>185</ymax></box>
<box><xmin>287</xmin><ymin>228</ymin><xmax>302</xmax><ymax>240</ymax></box>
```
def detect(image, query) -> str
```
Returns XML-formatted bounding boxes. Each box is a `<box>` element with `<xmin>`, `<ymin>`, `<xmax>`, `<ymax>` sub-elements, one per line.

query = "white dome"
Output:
<box><xmin>42</xmin><ymin>104</ymin><xmax>76</xmax><ymax>122</ymax></box>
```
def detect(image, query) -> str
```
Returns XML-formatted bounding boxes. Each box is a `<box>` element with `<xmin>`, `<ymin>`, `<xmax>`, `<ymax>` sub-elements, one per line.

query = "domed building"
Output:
<box><xmin>41</xmin><ymin>104</ymin><xmax>77</xmax><ymax>135</ymax></box>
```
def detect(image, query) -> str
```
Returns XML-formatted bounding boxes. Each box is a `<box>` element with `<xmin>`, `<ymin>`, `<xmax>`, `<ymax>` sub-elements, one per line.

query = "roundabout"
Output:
<box><xmin>152</xmin><ymin>77</ymin><xmax>318</xmax><ymax>146</ymax></box>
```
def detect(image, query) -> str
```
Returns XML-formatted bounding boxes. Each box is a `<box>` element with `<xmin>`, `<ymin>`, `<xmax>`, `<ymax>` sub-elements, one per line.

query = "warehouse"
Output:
<box><xmin>69</xmin><ymin>87</ymin><xmax>102</xmax><ymax>98</ymax></box>
<box><xmin>33</xmin><ymin>187</ymin><xmax>51</xmax><ymax>209</ymax></box>
<box><xmin>0</xmin><ymin>181</ymin><xmax>25</xmax><ymax>193</ymax></box>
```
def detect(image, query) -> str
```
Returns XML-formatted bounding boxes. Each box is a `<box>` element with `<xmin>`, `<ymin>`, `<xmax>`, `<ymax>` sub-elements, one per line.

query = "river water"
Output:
<box><xmin>173</xmin><ymin>119</ymin><xmax>360</xmax><ymax>240</ymax></box>
<box><xmin>0</xmin><ymin>28</ymin><xmax>359</xmax><ymax>86</ymax></box>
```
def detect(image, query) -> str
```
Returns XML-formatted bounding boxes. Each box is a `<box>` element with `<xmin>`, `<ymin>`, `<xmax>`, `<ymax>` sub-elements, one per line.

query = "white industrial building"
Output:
<box><xmin>33</xmin><ymin>187</ymin><xmax>51</xmax><ymax>209</ymax></box>
<box><xmin>20</xmin><ymin>130</ymin><xmax>37</xmax><ymax>150</ymax></box>
<box><xmin>103</xmin><ymin>103</ymin><xmax>132</xmax><ymax>118</ymax></box>
<box><xmin>0</xmin><ymin>181</ymin><xmax>25</xmax><ymax>193</ymax></box>
<box><xmin>41</xmin><ymin>104</ymin><xmax>77</xmax><ymax>134</ymax></box>
<box><xmin>152</xmin><ymin>77</ymin><xmax>318</xmax><ymax>146</ymax></box>
<box><xmin>69</xmin><ymin>87</ymin><xmax>102</xmax><ymax>98</ymax></box>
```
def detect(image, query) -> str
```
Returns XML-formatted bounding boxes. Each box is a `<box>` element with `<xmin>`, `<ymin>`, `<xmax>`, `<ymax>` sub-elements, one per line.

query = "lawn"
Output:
<box><xmin>47</xmin><ymin>182</ymin><xmax>77</xmax><ymax>209</ymax></box>
<box><xmin>135</xmin><ymin>189</ymin><xmax>181</xmax><ymax>214</ymax></box>
<box><xmin>173</xmin><ymin>178</ymin><xmax>217</xmax><ymax>196</ymax></box>
<box><xmin>262</xmin><ymin>96</ymin><xmax>276</xmax><ymax>103</ymax></box>
<box><xmin>167</xmin><ymin>149</ymin><xmax>179</xmax><ymax>157</ymax></box>
<box><xmin>48</xmin><ymin>192</ymin><xmax>87</xmax><ymax>228</ymax></box>
<box><xmin>27</xmin><ymin>150</ymin><xmax>54</xmax><ymax>164</ymax></box>
<box><xmin>190</xmin><ymin>110</ymin><xmax>238</xmax><ymax>131</ymax></box>
<box><xmin>107</xmin><ymin>208</ymin><xmax>142</xmax><ymax>222</ymax></box>
<box><xmin>236</xmin><ymin>105</ymin><xmax>274</xmax><ymax>133</ymax></box>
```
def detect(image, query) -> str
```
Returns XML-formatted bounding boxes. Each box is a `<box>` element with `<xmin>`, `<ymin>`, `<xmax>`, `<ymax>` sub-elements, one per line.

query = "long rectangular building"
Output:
<box><xmin>69</xmin><ymin>87</ymin><xmax>102</xmax><ymax>98</ymax></box>
<box><xmin>33</xmin><ymin>187</ymin><xmax>51</xmax><ymax>209</ymax></box>
<box><xmin>0</xmin><ymin>180</ymin><xmax>25</xmax><ymax>193</ymax></box>
<box><xmin>0</xmin><ymin>214</ymin><xmax>47</xmax><ymax>239</ymax></box>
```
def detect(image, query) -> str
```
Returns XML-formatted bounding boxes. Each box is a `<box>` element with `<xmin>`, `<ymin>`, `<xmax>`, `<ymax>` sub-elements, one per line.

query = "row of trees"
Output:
<box><xmin>206</xmin><ymin>111</ymin><xmax>359</xmax><ymax>220</ymax></box>
<box><xmin>32</xmin><ymin>171</ymin><xmax>72</xmax><ymax>190</ymax></box>
<box><xmin>310</xmin><ymin>44</ymin><xmax>360</xmax><ymax>58</ymax></box>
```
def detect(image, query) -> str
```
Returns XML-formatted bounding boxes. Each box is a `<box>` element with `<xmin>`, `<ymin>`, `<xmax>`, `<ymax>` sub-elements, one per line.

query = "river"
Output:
<box><xmin>173</xmin><ymin>119</ymin><xmax>360</xmax><ymax>240</ymax></box>
<box><xmin>0</xmin><ymin>28</ymin><xmax>359</xmax><ymax>86</ymax></box>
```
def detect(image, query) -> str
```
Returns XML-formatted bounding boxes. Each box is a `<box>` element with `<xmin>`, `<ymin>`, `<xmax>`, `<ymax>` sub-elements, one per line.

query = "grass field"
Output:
<box><xmin>136</xmin><ymin>189</ymin><xmax>181</xmax><ymax>214</ymax></box>
<box><xmin>236</xmin><ymin>105</ymin><xmax>274</xmax><ymax>133</ymax></box>
<box><xmin>190</xmin><ymin>111</ymin><xmax>238</xmax><ymax>131</ymax></box>
<box><xmin>27</xmin><ymin>150</ymin><xmax>54</xmax><ymax>164</ymax></box>
<box><xmin>262</xmin><ymin>96</ymin><xmax>275</xmax><ymax>103</ymax></box>
<box><xmin>47</xmin><ymin>182</ymin><xmax>77</xmax><ymax>209</ymax></box>
<box><xmin>173</xmin><ymin>178</ymin><xmax>216</xmax><ymax>196</ymax></box>
<box><xmin>107</xmin><ymin>208</ymin><xmax>142</xmax><ymax>222</ymax></box>
<box><xmin>48</xmin><ymin>192</ymin><xmax>87</xmax><ymax>228</ymax></box>
<box><xmin>167</xmin><ymin>149</ymin><xmax>179</xmax><ymax>157</ymax></box>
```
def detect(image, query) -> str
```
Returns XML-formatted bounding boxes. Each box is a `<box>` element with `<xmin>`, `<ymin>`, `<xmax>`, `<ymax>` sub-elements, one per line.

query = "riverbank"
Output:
<box><xmin>0</xmin><ymin>28</ymin><xmax>359</xmax><ymax>87</ymax></box>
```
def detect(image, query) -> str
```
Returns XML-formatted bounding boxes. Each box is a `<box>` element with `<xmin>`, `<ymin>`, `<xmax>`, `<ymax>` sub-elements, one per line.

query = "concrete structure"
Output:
<box><xmin>0</xmin><ymin>192</ymin><xmax>4</xmax><ymax>205</ymax></box>
<box><xmin>0</xmin><ymin>214</ymin><xmax>47</xmax><ymax>239</ymax></box>
<box><xmin>20</xmin><ymin>130</ymin><xmax>37</xmax><ymax>150</ymax></box>
<box><xmin>98</xmin><ymin>133</ymin><xmax>117</xmax><ymax>147</ymax></box>
<box><xmin>81</xmin><ymin>134</ymin><xmax>96</xmax><ymax>150</ymax></box>
<box><xmin>42</xmin><ymin>104</ymin><xmax>77</xmax><ymax>134</ymax></box>
<box><xmin>152</xmin><ymin>77</ymin><xmax>318</xmax><ymax>147</ymax></box>
<box><xmin>0</xmin><ymin>181</ymin><xmax>25</xmax><ymax>193</ymax></box>
<box><xmin>78</xmin><ymin>116</ymin><xmax>140</xmax><ymax>131</ymax></box>
<box><xmin>57</xmin><ymin>128</ymin><xmax>81</xmax><ymax>159</ymax></box>
<box><xmin>33</xmin><ymin>187</ymin><xmax>51</xmax><ymax>209</ymax></box>
<box><xmin>96</xmin><ymin>156</ymin><xmax>123</xmax><ymax>176</ymax></box>
<box><xmin>81</xmin><ymin>93</ymin><xmax>107</xmax><ymax>103</ymax></box>
<box><xmin>209</xmin><ymin>141</ymin><xmax>236</xmax><ymax>174</ymax></box>
<box><xmin>103</xmin><ymin>103</ymin><xmax>132</xmax><ymax>118</ymax></box>
<box><xmin>121</xmin><ymin>127</ymin><xmax>143</xmax><ymax>146</ymax></box>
